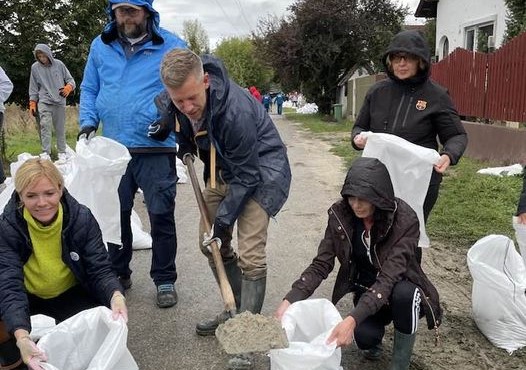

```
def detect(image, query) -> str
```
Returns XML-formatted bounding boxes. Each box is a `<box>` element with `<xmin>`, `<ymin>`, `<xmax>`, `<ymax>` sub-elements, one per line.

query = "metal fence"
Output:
<box><xmin>431</xmin><ymin>32</ymin><xmax>526</xmax><ymax>123</ymax></box>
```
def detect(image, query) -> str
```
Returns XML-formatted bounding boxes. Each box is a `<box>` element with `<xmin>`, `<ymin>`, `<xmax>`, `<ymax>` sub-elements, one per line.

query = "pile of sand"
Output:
<box><xmin>215</xmin><ymin>312</ymin><xmax>289</xmax><ymax>354</ymax></box>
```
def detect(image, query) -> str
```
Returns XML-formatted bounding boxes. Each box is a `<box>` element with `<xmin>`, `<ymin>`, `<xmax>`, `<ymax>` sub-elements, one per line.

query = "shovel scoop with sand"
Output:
<box><xmin>215</xmin><ymin>312</ymin><xmax>289</xmax><ymax>354</ymax></box>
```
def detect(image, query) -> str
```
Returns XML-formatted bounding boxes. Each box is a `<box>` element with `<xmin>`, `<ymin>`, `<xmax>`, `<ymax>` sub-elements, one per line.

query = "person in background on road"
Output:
<box><xmin>262</xmin><ymin>93</ymin><xmax>271</xmax><ymax>113</ymax></box>
<box><xmin>0</xmin><ymin>66</ymin><xmax>13</xmax><ymax>193</ymax></box>
<box><xmin>248</xmin><ymin>86</ymin><xmax>262</xmax><ymax>103</ymax></box>
<box><xmin>274</xmin><ymin>92</ymin><xmax>284</xmax><ymax>115</ymax></box>
<box><xmin>275</xmin><ymin>157</ymin><xmax>442</xmax><ymax>370</ymax></box>
<box><xmin>78</xmin><ymin>0</ymin><xmax>186</xmax><ymax>309</ymax></box>
<box><xmin>351</xmin><ymin>30</ymin><xmax>467</xmax><ymax>261</ymax></box>
<box><xmin>29</xmin><ymin>44</ymin><xmax>76</xmax><ymax>162</ymax></box>
<box><xmin>0</xmin><ymin>158</ymin><xmax>127</xmax><ymax>370</ymax></box>
<box><xmin>516</xmin><ymin>169</ymin><xmax>526</xmax><ymax>224</ymax></box>
<box><xmin>159</xmin><ymin>48</ymin><xmax>291</xmax><ymax>370</ymax></box>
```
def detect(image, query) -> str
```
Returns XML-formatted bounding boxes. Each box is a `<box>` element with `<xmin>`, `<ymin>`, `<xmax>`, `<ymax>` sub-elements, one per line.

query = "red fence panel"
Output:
<box><xmin>431</xmin><ymin>48</ymin><xmax>486</xmax><ymax>118</ymax></box>
<box><xmin>486</xmin><ymin>34</ymin><xmax>526</xmax><ymax>122</ymax></box>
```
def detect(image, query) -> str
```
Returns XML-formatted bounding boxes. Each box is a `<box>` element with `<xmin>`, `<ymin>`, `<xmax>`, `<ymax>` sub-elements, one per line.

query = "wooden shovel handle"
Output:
<box><xmin>184</xmin><ymin>154</ymin><xmax>236</xmax><ymax>315</ymax></box>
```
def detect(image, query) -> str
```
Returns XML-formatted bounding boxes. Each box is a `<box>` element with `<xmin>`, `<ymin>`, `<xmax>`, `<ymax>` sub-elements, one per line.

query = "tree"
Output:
<box><xmin>214</xmin><ymin>37</ymin><xmax>273</xmax><ymax>90</ymax></box>
<box><xmin>0</xmin><ymin>0</ymin><xmax>107</xmax><ymax>106</ymax></box>
<box><xmin>182</xmin><ymin>19</ymin><xmax>210</xmax><ymax>55</ymax></box>
<box><xmin>253</xmin><ymin>0</ymin><xmax>406</xmax><ymax>114</ymax></box>
<box><xmin>504</xmin><ymin>0</ymin><xmax>526</xmax><ymax>41</ymax></box>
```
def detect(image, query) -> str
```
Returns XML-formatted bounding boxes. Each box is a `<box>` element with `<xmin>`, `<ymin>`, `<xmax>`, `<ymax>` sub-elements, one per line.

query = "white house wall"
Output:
<box><xmin>435</xmin><ymin>0</ymin><xmax>507</xmax><ymax>59</ymax></box>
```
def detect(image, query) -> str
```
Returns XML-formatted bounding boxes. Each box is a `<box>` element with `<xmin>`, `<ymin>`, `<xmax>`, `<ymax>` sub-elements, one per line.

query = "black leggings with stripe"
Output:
<box><xmin>353</xmin><ymin>280</ymin><xmax>422</xmax><ymax>350</ymax></box>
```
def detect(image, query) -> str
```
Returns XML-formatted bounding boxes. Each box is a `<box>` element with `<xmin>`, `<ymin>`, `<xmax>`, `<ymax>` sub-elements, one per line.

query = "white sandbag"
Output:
<box><xmin>37</xmin><ymin>306</ymin><xmax>138</xmax><ymax>370</ymax></box>
<box><xmin>477</xmin><ymin>164</ymin><xmax>523</xmax><ymax>177</ymax></box>
<box><xmin>512</xmin><ymin>217</ymin><xmax>526</xmax><ymax>269</ymax></box>
<box><xmin>68</xmin><ymin>137</ymin><xmax>131</xmax><ymax>245</ymax></box>
<box><xmin>30</xmin><ymin>314</ymin><xmax>56</xmax><ymax>341</ymax></box>
<box><xmin>131</xmin><ymin>211</ymin><xmax>152</xmax><ymax>250</ymax></box>
<box><xmin>361</xmin><ymin>132</ymin><xmax>441</xmax><ymax>248</ymax></box>
<box><xmin>269</xmin><ymin>298</ymin><xmax>343</xmax><ymax>370</ymax></box>
<box><xmin>467</xmin><ymin>234</ymin><xmax>526</xmax><ymax>353</ymax></box>
<box><xmin>176</xmin><ymin>156</ymin><xmax>188</xmax><ymax>184</ymax></box>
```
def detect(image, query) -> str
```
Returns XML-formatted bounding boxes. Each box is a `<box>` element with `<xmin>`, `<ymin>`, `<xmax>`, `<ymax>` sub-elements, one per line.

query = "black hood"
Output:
<box><xmin>340</xmin><ymin>157</ymin><xmax>395</xmax><ymax>212</ymax></box>
<box><xmin>382</xmin><ymin>30</ymin><xmax>431</xmax><ymax>85</ymax></box>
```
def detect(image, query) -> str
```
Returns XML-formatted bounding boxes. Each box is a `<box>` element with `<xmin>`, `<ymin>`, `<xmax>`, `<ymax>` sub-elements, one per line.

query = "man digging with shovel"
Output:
<box><xmin>156</xmin><ymin>48</ymin><xmax>291</xmax><ymax>369</ymax></box>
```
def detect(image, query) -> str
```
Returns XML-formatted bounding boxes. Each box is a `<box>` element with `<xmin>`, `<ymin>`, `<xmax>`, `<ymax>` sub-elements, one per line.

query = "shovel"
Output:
<box><xmin>183</xmin><ymin>153</ymin><xmax>237</xmax><ymax>317</ymax></box>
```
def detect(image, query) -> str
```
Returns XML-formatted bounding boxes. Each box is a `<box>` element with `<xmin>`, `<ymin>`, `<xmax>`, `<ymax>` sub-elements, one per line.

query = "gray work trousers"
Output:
<box><xmin>38</xmin><ymin>102</ymin><xmax>66</xmax><ymax>153</ymax></box>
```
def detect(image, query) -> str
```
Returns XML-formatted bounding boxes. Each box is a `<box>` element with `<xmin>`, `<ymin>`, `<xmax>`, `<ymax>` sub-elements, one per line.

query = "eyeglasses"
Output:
<box><xmin>115</xmin><ymin>7</ymin><xmax>143</xmax><ymax>17</ymax></box>
<box><xmin>389</xmin><ymin>53</ymin><xmax>419</xmax><ymax>63</ymax></box>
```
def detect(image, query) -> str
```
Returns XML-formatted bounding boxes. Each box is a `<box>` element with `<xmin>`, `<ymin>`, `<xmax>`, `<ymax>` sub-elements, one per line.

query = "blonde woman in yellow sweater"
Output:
<box><xmin>0</xmin><ymin>158</ymin><xmax>127</xmax><ymax>370</ymax></box>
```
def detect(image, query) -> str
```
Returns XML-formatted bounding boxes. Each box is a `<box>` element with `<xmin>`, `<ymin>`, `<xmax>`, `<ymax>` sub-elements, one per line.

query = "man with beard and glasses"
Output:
<box><xmin>78</xmin><ymin>0</ymin><xmax>186</xmax><ymax>309</ymax></box>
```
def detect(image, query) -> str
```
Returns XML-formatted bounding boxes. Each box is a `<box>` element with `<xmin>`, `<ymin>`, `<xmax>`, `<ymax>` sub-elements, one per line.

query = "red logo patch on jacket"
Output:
<box><xmin>415</xmin><ymin>100</ymin><xmax>427</xmax><ymax>111</ymax></box>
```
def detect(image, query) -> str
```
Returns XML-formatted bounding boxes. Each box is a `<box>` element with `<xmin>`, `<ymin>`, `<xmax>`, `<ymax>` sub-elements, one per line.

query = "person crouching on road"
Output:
<box><xmin>157</xmin><ymin>48</ymin><xmax>291</xmax><ymax>370</ymax></box>
<box><xmin>275</xmin><ymin>157</ymin><xmax>442</xmax><ymax>370</ymax></box>
<box><xmin>0</xmin><ymin>158</ymin><xmax>127</xmax><ymax>370</ymax></box>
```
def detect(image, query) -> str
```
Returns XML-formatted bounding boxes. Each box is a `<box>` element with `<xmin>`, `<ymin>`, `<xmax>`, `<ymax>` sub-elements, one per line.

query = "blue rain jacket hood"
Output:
<box><xmin>102</xmin><ymin>0</ymin><xmax>162</xmax><ymax>44</ymax></box>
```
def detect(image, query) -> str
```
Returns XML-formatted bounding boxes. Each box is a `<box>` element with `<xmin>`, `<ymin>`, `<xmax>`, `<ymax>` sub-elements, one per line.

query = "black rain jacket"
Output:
<box><xmin>351</xmin><ymin>30</ymin><xmax>467</xmax><ymax>185</ymax></box>
<box><xmin>0</xmin><ymin>189</ymin><xmax>122</xmax><ymax>334</ymax></box>
<box><xmin>175</xmin><ymin>55</ymin><xmax>291</xmax><ymax>227</ymax></box>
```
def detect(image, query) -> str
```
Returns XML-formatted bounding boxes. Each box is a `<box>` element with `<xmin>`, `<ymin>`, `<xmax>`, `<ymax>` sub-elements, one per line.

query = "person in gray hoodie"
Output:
<box><xmin>28</xmin><ymin>44</ymin><xmax>76</xmax><ymax>161</ymax></box>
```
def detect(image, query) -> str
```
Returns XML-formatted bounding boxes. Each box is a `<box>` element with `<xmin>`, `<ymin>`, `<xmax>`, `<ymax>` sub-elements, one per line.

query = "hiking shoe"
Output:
<box><xmin>156</xmin><ymin>283</ymin><xmax>178</xmax><ymax>308</ymax></box>
<box><xmin>118</xmin><ymin>276</ymin><xmax>132</xmax><ymax>290</ymax></box>
<box><xmin>195</xmin><ymin>310</ymin><xmax>233</xmax><ymax>336</ymax></box>
<box><xmin>362</xmin><ymin>343</ymin><xmax>383</xmax><ymax>361</ymax></box>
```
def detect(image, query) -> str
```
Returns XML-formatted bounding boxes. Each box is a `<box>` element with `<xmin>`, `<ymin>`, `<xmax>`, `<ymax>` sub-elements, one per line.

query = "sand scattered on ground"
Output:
<box><xmin>215</xmin><ymin>312</ymin><xmax>289</xmax><ymax>355</ymax></box>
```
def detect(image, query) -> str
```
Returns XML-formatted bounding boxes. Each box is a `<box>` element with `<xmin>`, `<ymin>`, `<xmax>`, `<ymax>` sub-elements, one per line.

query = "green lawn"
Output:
<box><xmin>285</xmin><ymin>112</ymin><xmax>522</xmax><ymax>251</ymax></box>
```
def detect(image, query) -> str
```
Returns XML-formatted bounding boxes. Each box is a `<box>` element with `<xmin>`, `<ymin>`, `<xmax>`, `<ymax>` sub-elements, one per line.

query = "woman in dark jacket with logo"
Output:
<box><xmin>275</xmin><ymin>157</ymin><xmax>441</xmax><ymax>370</ymax></box>
<box><xmin>0</xmin><ymin>159</ymin><xmax>127</xmax><ymax>369</ymax></box>
<box><xmin>351</xmin><ymin>30</ymin><xmax>467</xmax><ymax>229</ymax></box>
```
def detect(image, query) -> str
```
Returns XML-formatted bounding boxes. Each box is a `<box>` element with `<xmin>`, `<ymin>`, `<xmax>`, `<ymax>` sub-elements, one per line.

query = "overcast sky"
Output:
<box><xmin>152</xmin><ymin>0</ymin><xmax>423</xmax><ymax>48</ymax></box>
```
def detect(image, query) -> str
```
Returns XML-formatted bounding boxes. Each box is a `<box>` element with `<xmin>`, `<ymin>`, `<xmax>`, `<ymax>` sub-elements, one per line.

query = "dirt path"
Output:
<box><xmin>127</xmin><ymin>114</ymin><xmax>525</xmax><ymax>369</ymax></box>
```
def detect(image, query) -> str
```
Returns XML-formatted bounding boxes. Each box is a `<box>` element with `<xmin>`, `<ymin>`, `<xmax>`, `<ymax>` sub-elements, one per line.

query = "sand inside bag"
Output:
<box><xmin>215</xmin><ymin>311</ymin><xmax>289</xmax><ymax>354</ymax></box>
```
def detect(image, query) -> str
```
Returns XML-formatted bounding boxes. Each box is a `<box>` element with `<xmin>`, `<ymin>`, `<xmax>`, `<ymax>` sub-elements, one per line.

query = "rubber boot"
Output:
<box><xmin>195</xmin><ymin>258</ymin><xmax>242</xmax><ymax>336</ymax></box>
<box><xmin>0</xmin><ymin>337</ymin><xmax>24</xmax><ymax>370</ymax></box>
<box><xmin>390</xmin><ymin>330</ymin><xmax>416</xmax><ymax>370</ymax></box>
<box><xmin>227</xmin><ymin>276</ymin><xmax>267</xmax><ymax>370</ymax></box>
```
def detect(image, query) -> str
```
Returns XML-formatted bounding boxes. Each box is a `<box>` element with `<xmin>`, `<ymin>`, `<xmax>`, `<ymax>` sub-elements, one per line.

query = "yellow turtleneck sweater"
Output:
<box><xmin>23</xmin><ymin>204</ymin><xmax>77</xmax><ymax>298</ymax></box>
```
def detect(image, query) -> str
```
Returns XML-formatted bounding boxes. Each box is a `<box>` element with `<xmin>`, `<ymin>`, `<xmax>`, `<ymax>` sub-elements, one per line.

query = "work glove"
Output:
<box><xmin>59</xmin><ymin>84</ymin><xmax>74</xmax><ymax>98</ymax></box>
<box><xmin>148</xmin><ymin>90</ymin><xmax>175</xmax><ymax>141</ymax></box>
<box><xmin>77</xmin><ymin>126</ymin><xmax>96</xmax><ymax>142</ymax></box>
<box><xmin>110</xmin><ymin>292</ymin><xmax>128</xmax><ymax>323</ymax></box>
<box><xmin>16</xmin><ymin>336</ymin><xmax>47</xmax><ymax>370</ymax></box>
<box><xmin>29</xmin><ymin>101</ymin><xmax>37</xmax><ymax>117</ymax></box>
<box><xmin>203</xmin><ymin>222</ymin><xmax>230</xmax><ymax>257</ymax></box>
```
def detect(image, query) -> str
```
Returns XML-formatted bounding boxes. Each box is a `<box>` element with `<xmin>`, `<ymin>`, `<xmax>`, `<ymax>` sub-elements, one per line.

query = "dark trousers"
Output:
<box><xmin>416</xmin><ymin>180</ymin><xmax>441</xmax><ymax>263</ymax></box>
<box><xmin>27</xmin><ymin>284</ymin><xmax>101</xmax><ymax>323</ymax></box>
<box><xmin>354</xmin><ymin>281</ymin><xmax>422</xmax><ymax>350</ymax></box>
<box><xmin>108</xmin><ymin>153</ymin><xmax>177</xmax><ymax>286</ymax></box>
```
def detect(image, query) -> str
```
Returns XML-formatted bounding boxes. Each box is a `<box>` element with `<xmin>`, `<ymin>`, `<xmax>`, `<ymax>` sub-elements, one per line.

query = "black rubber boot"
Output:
<box><xmin>390</xmin><ymin>330</ymin><xmax>416</xmax><ymax>370</ymax></box>
<box><xmin>227</xmin><ymin>276</ymin><xmax>267</xmax><ymax>370</ymax></box>
<box><xmin>195</xmin><ymin>259</ymin><xmax>242</xmax><ymax>336</ymax></box>
<box><xmin>0</xmin><ymin>337</ymin><xmax>24</xmax><ymax>370</ymax></box>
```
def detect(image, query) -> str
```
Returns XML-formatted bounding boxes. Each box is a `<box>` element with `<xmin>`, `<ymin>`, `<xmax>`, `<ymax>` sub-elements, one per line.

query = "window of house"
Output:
<box><xmin>466</xmin><ymin>29</ymin><xmax>475</xmax><ymax>51</ymax></box>
<box><xmin>465</xmin><ymin>22</ymin><xmax>495</xmax><ymax>52</ymax></box>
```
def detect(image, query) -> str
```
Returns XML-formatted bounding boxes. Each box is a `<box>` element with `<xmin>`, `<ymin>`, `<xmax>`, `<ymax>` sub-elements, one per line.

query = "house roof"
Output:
<box><xmin>415</xmin><ymin>0</ymin><xmax>438</xmax><ymax>18</ymax></box>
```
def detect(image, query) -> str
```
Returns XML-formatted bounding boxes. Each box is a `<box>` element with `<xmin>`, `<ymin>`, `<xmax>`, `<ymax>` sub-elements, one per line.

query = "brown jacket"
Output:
<box><xmin>284</xmin><ymin>157</ymin><xmax>442</xmax><ymax>331</ymax></box>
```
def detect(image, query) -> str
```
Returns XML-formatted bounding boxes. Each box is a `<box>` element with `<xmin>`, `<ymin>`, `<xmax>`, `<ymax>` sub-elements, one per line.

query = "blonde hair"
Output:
<box><xmin>161</xmin><ymin>48</ymin><xmax>204</xmax><ymax>88</ymax></box>
<box><xmin>15</xmin><ymin>158</ymin><xmax>64</xmax><ymax>195</ymax></box>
